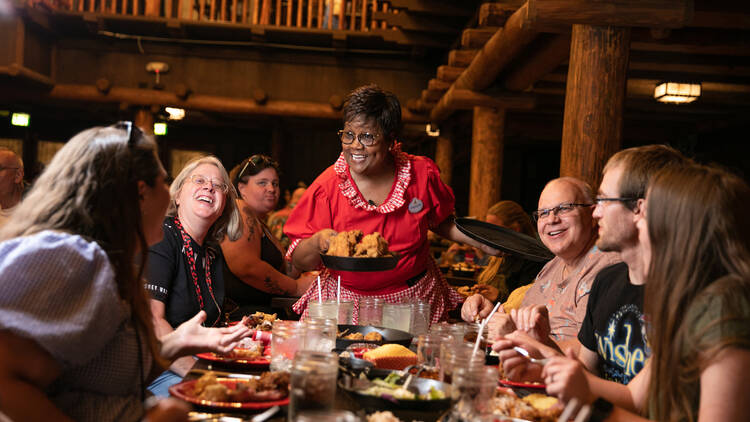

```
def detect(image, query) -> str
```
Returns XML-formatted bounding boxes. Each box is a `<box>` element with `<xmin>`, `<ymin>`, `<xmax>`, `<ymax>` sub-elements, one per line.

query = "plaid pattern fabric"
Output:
<box><xmin>292</xmin><ymin>256</ymin><xmax>462</xmax><ymax>324</ymax></box>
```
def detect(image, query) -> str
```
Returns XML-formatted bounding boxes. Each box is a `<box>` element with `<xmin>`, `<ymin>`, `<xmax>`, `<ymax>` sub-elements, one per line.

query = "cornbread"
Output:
<box><xmin>362</xmin><ymin>344</ymin><xmax>417</xmax><ymax>370</ymax></box>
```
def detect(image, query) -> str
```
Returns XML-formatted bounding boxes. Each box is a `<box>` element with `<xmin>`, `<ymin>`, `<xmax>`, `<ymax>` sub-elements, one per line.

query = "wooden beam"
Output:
<box><xmin>444</xmin><ymin>88</ymin><xmax>536</xmax><ymax>111</ymax></box>
<box><xmin>504</xmin><ymin>33</ymin><xmax>571</xmax><ymax>91</ymax></box>
<box><xmin>0</xmin><ymin>64</ymin><xmax>54</xmax><ymax>87</ymax></box>
<box><xmin>478</xmin><ymin>2</ymin><xmax>522</xmax><ymax>27</ymax></box>
<box><xmin>690</xmin><ymin>11</ymin><xmax>750</xmax><ymax>30</ymax></box>
<box><xmin>431</xmin><ymin>3</ymin><xmax>538</xmax><ymax>122</ymax></box>
<box><xmin>448</xmin><ymin>49</ymin><xmax>478</xmax><ymax>68</ymax></box>
<box><xmin>461</xmin><ymin>28</ymin><xmax>497</xmax><ymax>49</ymax></box>
<box><xmin>528</xmin><ymin>0</ymin><xmax>693</xmax><ymax>28</ymax></box>
<box><xmin>44</xmin><ymin>84</ymin><xmax>428</xmax><ymax>122</ymax></box>
<box><xmin>428</xmin><ymin>78</ymin><xmax>451</xmax><ymax>92</ymax></box>
<box><xmin>421</xmin><ymin>89</ymin><xmax>443</xmax><ymax>103</ymax></box>
<box><xmin>437</xmin><ymin>65</ymin><xmax>466</xmax><ymax>83</ymax></box>
<box><xmin>560</xmin><ymin>24</ymin><xmax>630</xmax><ymax>188</ymax></box>
<box><xmin>434</xmin><ymin>135</ymin><xmax>453</xmax><ymax>186</ymax></box>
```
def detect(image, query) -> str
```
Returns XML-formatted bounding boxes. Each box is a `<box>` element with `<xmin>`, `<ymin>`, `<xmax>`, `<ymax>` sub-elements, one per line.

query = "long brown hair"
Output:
<box><xmin>645</xmin><ymin>164</ymin><xmax>750</xmax><ymax>421</ymax></box>
<box><xmin>477</xmin><ymin>201</ymin><xmax>537</xmax><ymax>297</ymax></box>
<box><xmin>0</xmin><ymin>124</ymin><xmax>163</xmax><ymax>367</ymax></box>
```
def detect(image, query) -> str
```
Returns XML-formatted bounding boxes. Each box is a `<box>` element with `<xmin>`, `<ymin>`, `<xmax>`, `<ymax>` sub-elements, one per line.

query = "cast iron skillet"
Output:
<box><xmin>455</xmin><ymin>217</ymin><xmax>555</xmax><ymax>263</ymax></box>
<box><xmin>320</xmin><ymin>253</ymin><xmax>400</xmax><ymax>272</ymax></box>
<box><xmin>338</xmin><ymin>368</ymin><xmax>452</xmax><ymax>413</ymax></box>
<box><xmin>336</xmin><ymin>325</ymin><xmax>413</xmax><ymax>350</ymax></box>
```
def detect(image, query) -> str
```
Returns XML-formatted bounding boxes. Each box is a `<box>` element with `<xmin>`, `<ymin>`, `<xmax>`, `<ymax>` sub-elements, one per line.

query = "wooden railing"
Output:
<box><xmin>33</xmin><ymin>0</ymin><xmax>393</xmax><ymax>30</ymax></box>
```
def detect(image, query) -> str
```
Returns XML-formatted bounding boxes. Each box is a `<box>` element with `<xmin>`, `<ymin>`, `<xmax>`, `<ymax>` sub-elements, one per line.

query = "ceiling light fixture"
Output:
<box><xmin>165</xmin><ymin>107</ymin><xmax>185</xmax><ymax>120</ymax></box>
<box><xmin>654</xmin><ymin>82</ymin><xmax>701</xmax><ymax>104</ymax></box>
<box><xmin>426</xmin><ymin>123</ymin><xmax>440</xmax><ymax>137</ymax></box>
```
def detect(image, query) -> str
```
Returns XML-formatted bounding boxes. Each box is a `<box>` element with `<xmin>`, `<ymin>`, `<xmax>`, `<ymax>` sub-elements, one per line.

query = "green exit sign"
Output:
<box><xmin>11</xmin><ymin>113</ymin><xmax>30</xmax><ymax>127</ymax></box>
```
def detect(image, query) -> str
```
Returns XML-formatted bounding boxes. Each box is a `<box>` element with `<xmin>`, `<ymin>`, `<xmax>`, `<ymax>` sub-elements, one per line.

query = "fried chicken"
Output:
<box><xmin>354</xmin><ymin>232</ymin><xmax>391</xmax><ymax>257</ymax></box>
<box><xmin>327</xmin><ymin>230</ymin><xmax>363</xmax><ymax>257</ymax></box>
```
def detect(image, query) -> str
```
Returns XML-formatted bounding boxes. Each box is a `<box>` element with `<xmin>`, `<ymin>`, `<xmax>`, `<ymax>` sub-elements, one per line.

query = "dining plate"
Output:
<box><xmin>196</xmin><ymin>350</ymin><xmax>270</xmax><ymax>369</ymax></box>
<box><xmin>170</xmin><ymin>379</ymin><xmax>290</xmax><ymax>410</ymax></box>
<box><xmin>497</xmin><ymin>379</ymin><xmax>547</xmax><ymax>390</ymax></box>
<box><xmin>455</xmin><ymin>218</ymin><xmax>554</xmax><ymax>263</ymax></box>
<box><xmin>320</xmin><ymin>253</ymin><xmax>400</xmax><ymax>272</ymax></box>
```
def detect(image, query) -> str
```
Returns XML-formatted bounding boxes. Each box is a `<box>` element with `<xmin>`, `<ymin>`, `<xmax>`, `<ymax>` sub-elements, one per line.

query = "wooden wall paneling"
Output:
<box><xmin>560</xmin><ymin>24</ymin><xmax>630</xmax><ymax>188</ymax></box>
<box><xmin>276</xmin><ymin>0</ymin><xmax>281</xmax><ymax>25</ymax></box>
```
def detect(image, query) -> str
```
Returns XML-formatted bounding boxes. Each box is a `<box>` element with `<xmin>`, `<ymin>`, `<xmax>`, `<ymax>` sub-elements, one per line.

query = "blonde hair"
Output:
<box><xmin>0</xmin><ymin>123</ymin><xmax>164</xmax><ymax>368</ymax></box>
<box><xmin>168</xmin><ymin>155</ymin><xmax>242</xmax><ymax>242</ymax></box>
<box><xmin>477</xmin><ymin>200</ymin><xmax>537</xmax><ymax>298</ymax></box>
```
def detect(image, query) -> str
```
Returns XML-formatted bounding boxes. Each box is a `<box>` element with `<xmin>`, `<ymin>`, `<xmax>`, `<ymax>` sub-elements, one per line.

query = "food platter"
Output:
<box><xmin>455</xmin><ymin>218</ymin><xmax>554</xmax><ymax>263</ymax></box>
<box><xmin>169</xmin><ymin>379</ymin><xmax>290</xmax><ymax>410</ymax></box>
<box><xmin>336</xmin><ymin>325</ymin><xmax>413</xmax><ymax>350</ymax></box>
<box><xmin>320</xmin><ymin>253</ymin><xmax>400</xmax><ymax>272</ymax></box>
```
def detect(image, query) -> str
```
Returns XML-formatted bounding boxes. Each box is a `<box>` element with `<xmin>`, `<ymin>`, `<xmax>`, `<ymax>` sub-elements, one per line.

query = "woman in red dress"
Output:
<box><xmin>284</xmin><ymin>84</ymin><xmax>496</xmax><ymax>323</ymax></box>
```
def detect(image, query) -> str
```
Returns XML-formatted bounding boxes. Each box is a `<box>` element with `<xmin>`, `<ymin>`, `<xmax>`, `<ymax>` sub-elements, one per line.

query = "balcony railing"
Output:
<box><xmin>30</xmin><ymin>0</ymin><xmax>394</xmax><ymax>31</ymax></box>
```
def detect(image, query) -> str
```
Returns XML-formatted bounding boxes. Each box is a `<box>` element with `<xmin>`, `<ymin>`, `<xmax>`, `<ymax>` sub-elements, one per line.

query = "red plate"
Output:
<box><xmin>169</xmin><ymin>379</ymin><xmax>289</xmax><ymax>410</ymax></box>
<box><xmin>196</xmin><ymin>349</ymin><xmax>270</xmax><ymax>369</ymax></box>
<box><xmin>497</xmin><ymin>379</ymin><xmax>546</xmax><ymax>390</ymax></box>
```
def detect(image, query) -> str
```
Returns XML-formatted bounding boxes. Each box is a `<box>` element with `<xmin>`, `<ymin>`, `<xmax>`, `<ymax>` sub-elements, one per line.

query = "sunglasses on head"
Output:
<box><xmin>236</xmin><ymin>155</ymin><xmax>276</xmax><ymax>183</ymax></box>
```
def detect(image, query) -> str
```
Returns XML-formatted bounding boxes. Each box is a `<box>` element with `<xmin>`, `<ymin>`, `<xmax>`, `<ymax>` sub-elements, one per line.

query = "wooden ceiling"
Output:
<box><xmin>407</xmin><ymin>0</ymin><xmax>750</xmax><ymax>136</ymax></box>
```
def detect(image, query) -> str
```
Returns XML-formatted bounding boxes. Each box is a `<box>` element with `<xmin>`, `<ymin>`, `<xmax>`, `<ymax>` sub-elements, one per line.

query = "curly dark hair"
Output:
<box><xmin>343</xmin><ymin>84</ymin><xmax>402</xmax><ymax>143</ymax></box>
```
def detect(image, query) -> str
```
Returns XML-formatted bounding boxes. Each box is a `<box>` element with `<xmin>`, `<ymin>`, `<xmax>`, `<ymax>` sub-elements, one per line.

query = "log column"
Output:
<box><xmin>434</xmin><ymin>135</ymin><xmax>453</xmax><ymax>186</ymax></box>
<box><xmin>135</xmin><ymin>109</ymin><xmax>154</xmax><ymax>135</ymax></box>
<box><xmin>470</xmin><ymin>106</ymin><xmax>504</xmax><ymax>219</ymax></box>
<box><xmin>560</xmin><ymin>24</ymin><xmax>630</xmax><ymax>188</ymax></box>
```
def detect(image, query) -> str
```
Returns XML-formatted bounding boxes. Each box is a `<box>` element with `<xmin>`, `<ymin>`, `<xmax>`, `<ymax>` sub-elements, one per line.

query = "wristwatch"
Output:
<box><xmin>589</xmin><ymin>398</ymin><xmax>614</xmax><ymax>422</ymax></box>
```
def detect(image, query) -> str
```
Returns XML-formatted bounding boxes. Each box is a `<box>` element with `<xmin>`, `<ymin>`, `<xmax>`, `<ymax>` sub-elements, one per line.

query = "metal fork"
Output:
<box><xmin>513</xmin><ymin>346</ymin><xmax>550</xmax><ymax>366</ymax></box>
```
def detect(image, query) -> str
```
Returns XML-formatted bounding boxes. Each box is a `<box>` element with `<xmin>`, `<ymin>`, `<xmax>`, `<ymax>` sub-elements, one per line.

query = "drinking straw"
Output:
<box><xmin>318</xmin><ymin>275</ymin><xmax>322</xmax><ymax>303</ymax></box>
<box><xmin>473</xmin><ymin>302</ymin><xmax>502</xmax><ymax>355</ymax></box>
<box><xmin>337</xmin><ymin>276</ymin><xmax>341</xmax><ymax>304</ymax></box>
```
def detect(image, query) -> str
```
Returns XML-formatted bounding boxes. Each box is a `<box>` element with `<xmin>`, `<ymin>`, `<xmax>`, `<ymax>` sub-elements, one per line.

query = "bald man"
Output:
<box><xmin>463</xmin><ymin>177</ymin><xmax>621</xmax><ymax>348</ymax></box>
<box><xmin>0</xmin><ymin>148</ymin><xmax>24</xmax><ymax>228</ymax></box>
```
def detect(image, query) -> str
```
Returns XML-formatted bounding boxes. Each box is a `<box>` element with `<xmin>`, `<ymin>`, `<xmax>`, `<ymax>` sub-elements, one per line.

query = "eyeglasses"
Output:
<box><xmin>532</xmin><ymin>203</ymin><xmax>592</xmax><ymax>222</ymax></box>
<box><xmin>594</xmin><ymin>197</ymin><xmax>639</xmax><ymax>205</ymax></box>
<box><xmin>189</xmin><ymin>174</ymin><xmax>229</xmax><ymax>193</ymax></box>
<box><xmin>236</xmin><ymin>155</ymin><xmax>276</xmax><ymax>183</ymax></box>
<box><xmin>338</xmin><ymin>130</ymin><xmax>379</xmax><ymax>147</ymax></box>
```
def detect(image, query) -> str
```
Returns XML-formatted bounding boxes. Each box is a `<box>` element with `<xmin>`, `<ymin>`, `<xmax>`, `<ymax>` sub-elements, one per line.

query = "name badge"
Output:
<box><xmin>408</xmin><ymin>198</ymin><xmax>423</xmax><ymax>213</ymax></box>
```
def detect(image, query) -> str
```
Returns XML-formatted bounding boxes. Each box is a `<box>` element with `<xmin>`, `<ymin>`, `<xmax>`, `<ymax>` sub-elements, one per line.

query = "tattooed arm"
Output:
<box><xmin>221</xmin><ymin>201</ymin><xmax>309</xmax><ymax>296</ymax></box>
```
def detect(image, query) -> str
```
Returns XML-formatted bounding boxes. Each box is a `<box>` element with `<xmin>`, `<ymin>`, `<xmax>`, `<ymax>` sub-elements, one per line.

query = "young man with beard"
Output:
<box><xmin>576</xmin><ymin>145</ymin><xmax>691</xmax><ymax>383</ymax></box>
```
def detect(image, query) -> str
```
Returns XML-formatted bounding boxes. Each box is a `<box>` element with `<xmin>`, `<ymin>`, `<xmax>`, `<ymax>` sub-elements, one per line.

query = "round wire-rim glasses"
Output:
<box><xmin>337</xmin><ymin>129</ymin><xmax>379</xmax><ymax>147</ymax></box>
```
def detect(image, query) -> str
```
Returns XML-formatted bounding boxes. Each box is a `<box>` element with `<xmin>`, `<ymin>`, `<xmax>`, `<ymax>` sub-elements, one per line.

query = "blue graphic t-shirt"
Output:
<box><xmin>578</xmin><ymin>262</ymin><xmax>648</xmax><ymax>384</ymax></box>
